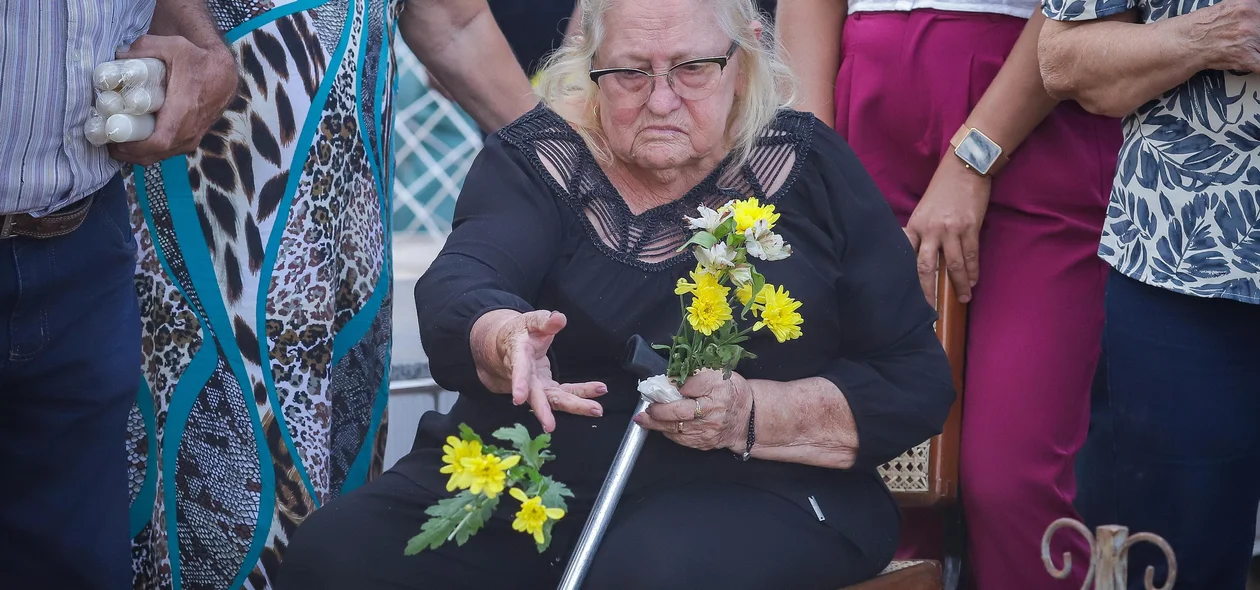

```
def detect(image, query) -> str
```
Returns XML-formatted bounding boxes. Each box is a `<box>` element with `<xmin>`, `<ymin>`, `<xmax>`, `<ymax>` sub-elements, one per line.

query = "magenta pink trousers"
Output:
<box><xmin>834</xmin><ymin>9</ymin><xmax>1122</xmax><ymax>590</ymax></box>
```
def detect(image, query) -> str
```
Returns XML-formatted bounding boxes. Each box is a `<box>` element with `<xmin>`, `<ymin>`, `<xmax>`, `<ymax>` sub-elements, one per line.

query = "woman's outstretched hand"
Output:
<box><xmin>470</xmin><ymin>309</ymin><xmax>606</xmax><ymax>432</ymax></box>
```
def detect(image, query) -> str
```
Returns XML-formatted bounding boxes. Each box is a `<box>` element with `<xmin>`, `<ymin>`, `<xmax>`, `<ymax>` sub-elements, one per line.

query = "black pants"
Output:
<box><xmin>1075</xmin><ymin>269</ymin><xmax>1260</xmax><ymax>589</ymax></box>
<box><xmin>0</xmin><ymin>176</ymin><xmax>140</xmax><ymax>589</ymax></box>
<box><xmin>278</xmin><ymin>469</ymin><xmax>884</xmax><ymax>589</ymax></box>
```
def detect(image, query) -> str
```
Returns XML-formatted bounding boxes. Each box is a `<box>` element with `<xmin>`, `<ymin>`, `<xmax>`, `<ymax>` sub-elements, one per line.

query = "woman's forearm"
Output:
<box><xmin>741</xmin><ymin>377</ymin><xmax>859</xmax><ymax>469</ymax></box>
<box><xmin>776</xmin><ymin>0</ymin><xmax>847</xmax><ymax>127</ymax></box>
<box><xmin>963</xmin><ymin>12</ymin><xmax>1060</xmax><ymax>156</ymax></box>
<box><xmin>1038</xmin><ymin>9</ymin><xmax>1211</xmax><ymax>118</ymax></box>
<box><xmin>400</xmin><ymin>0</ymin><xmax>537</xmax><ymax>131</ymax></box>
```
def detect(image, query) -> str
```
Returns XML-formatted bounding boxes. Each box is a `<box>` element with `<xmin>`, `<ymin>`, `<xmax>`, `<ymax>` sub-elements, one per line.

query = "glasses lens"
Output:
<box><xmin>599</xmin><ymin>70</ymin><xmax>651</xmax><ymax>107</ymax></box>
<box><xmin>670</xmin><ymin>62</ymin><xmax>722</xmax><ymax>100</ymax></box>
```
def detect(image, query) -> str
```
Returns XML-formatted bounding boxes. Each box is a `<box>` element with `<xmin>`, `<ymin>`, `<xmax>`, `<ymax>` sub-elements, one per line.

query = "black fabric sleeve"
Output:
<box><xmin>803</xmin><ymin>121</ymin><xmax>957</xmax><ymax>471</ymax></box>
<box><xmin>414</xmin><ymin>134</ymin><xmax>563</xmax><ymax>394</ymax></box>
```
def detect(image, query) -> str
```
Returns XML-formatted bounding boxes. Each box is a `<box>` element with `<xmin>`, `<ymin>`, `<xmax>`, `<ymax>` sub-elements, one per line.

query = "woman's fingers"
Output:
<box><xmin>509</xmin><ymin>340</ymin><xmax>534</xmax><ymax>406</ymax></box>
<box><xmin>941</xmin><ymin>235</ymin><xmax>972</xmax><ymax>304</ymax></box>
<box><xmin>544</xmin><ymin>385</ymin><xmax>604</xmax><ymax>418</ymax></box>
<box><xmin>527</xmin><ymin>373</ymin><xmax>557</xmax><ymax>432</ymax></box>
<box><xmin>962</xmin><ymin>228</ymin><xmax>981</xmax><ymax>290</ymax></box>
<box><xmin>558</xmin><ymin>381</ymin><xmax>608</xmax><ymax>399</ymax></box>
<box><xmin>915</xmin><ymin>237</ymin><xmax>940</xmax><ymax>307</ymax></box>
<box><xmin>645</xmin><ymin>396</ymin><xmax>707</xmax><ymax>422</ymax></box>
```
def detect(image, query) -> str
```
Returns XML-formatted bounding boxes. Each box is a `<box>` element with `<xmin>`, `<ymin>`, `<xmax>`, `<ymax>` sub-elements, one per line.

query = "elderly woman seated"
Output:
<box><xmin>278</xmin><ymin>0</ymin><xmax>954</xmax><ymax>588</ymax></box>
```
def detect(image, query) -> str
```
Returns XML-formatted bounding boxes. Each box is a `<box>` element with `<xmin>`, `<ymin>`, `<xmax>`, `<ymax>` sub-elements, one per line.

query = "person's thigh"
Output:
<box><xmin>0</xmin><ymin>175</ymin><xmax>141</xmax><ymax>590</ymax></box>
<box><xmin>279</xmin><ymin>470</ymin><xmax>559</xmax><ymax>590</ymax></box>
<box><xmin>1099</xmin><ymin>270</ymin><xmax>1260</xmax><ymax>590</ymax></box>
<box><xmin>583</xmin><ymin>483</ymin><xmax>880</xmax><ymax>590</ymax></box>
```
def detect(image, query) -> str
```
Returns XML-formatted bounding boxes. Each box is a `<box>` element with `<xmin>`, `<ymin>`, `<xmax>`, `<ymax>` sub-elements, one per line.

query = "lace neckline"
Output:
<box><xmin>497</xmin><ymin>105</ymin><xmax>815</xmax><ymax>271</ymax></box>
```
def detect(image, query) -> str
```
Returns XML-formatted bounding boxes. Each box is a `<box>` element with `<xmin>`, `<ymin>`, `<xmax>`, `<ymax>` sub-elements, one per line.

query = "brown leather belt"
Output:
<box><xmin>0</xmin><ymin>195</ymin><xmax>95</xmax><ymax>240</ymax></box>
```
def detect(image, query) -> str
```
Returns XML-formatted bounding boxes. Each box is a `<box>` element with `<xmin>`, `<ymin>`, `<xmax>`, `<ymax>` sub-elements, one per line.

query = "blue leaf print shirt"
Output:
<box><xmin>1042</xmin><ymin>0</ymin><xmax>1260</xmax><ymax>304</ymax></box>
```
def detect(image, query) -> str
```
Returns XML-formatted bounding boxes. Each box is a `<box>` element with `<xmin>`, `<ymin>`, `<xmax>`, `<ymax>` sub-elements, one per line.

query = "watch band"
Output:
<box><xmin>950</xmin><ymin>125</ymin><xmax>1010</xmax><ymax>176</ymax></box>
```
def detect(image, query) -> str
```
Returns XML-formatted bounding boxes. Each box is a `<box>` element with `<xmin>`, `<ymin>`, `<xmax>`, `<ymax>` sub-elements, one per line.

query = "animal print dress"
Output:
<box><xmin>124</xmin><ymin>1</ymin><xmax>398</xmax><ymax>588</ymax></box>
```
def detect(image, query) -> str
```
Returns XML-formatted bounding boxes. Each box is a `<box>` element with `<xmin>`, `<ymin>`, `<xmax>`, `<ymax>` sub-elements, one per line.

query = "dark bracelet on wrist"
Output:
<box><xmin>736</xmin><ymin>395</ymin><xmax>755</xmax><ymax>462</ymax></box>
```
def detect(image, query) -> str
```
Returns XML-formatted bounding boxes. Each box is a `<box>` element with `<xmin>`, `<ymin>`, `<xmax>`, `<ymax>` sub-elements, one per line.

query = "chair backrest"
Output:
<box><xmin>877</xmin><ymin>265</ymin><xmax>967</xmax><ymax>508</ymax></box>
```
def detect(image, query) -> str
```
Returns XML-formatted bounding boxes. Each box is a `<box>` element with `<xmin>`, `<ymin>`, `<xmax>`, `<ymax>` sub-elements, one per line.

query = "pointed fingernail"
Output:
<box><xmin>597</xmin><ymin>385</ymin><xmax>608</xmax><ymax>394</ymax></box>
<box><xmin>591</xmin><ymin>407</ymin><xmax>603</xmax><ymax>417</ymax></box>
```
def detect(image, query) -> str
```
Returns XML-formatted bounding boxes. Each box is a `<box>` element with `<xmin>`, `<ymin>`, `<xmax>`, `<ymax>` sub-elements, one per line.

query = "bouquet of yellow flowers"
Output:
<box><xmin>404</xmin><ymin>424</ymin><xmax>571</xmax><ymax>554</ymax></box>
<box><xmin>638</xmin><ymin>197</ymin><xmax>803</xmax><ymax>402</ymax></box>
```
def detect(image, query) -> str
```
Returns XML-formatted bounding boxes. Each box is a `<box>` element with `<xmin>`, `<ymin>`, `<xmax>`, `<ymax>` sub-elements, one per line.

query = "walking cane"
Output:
<box><xmin>556</xmin><ymin>335</ymin><xmax>666</xmax><ymax>590</ymax></box>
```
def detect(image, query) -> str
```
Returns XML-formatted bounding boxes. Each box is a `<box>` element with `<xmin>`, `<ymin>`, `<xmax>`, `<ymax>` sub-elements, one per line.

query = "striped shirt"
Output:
<box><xmin>0</xmin><ymin>0</ymin><xmax>155</xmax><ymax>216</ymax></box>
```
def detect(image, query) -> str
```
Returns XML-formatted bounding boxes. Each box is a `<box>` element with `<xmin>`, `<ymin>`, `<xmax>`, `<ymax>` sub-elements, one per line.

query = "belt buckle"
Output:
<box><xmin>0</xmin><ymin>214</ymin><xmax>13</xmax><ymax>239</ymax></box>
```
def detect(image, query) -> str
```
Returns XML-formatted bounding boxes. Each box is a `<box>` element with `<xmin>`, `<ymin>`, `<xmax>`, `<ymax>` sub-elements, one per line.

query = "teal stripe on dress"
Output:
<box><xmin>253</xmin><ymin>0</ymin><xmax>359</xmax><ymax>513</ymax></box>
<box><xmin>341</xmin><ymin>357</ymin><xmax>392</xmax><ymax>496</ymax></box>
<box><xmin>129</xmin><ymin>380</ymin><xmax>159</xmax><ymax>538</ymax></box>
<box><xmin>158</xmin><ymin>158</ymin><xmax>278</xmax><ymax>590</ymax></box>
<box><xmin>134</xmin><ymin>170</ymin><xmax>223</xmax><ymax>590</ymax></box>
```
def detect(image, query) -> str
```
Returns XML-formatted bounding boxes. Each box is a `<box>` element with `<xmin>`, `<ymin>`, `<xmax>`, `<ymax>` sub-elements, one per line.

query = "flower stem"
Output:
<box><xmin>448</xmin><ymin>504</ymin><xmax>476</xmax><ymax>542</ymax></box>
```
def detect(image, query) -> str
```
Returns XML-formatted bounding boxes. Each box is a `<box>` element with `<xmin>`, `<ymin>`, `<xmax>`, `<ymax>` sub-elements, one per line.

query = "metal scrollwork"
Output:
<box><xmin>1042</xmin><ymin>518</ymin><xmax>1178</xmax><ymax>590</ymax></box>
<box><xmin>1042</xmin><ymin>518</ymin><xmax>1097</xmax><ymax>590</ymax></box>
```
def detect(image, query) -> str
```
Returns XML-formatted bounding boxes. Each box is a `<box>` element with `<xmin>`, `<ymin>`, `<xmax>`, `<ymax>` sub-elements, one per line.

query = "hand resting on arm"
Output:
<box><xmin>1039</xmin><ymin>0</ymin><xmax>1260</xmax><ymax>118</ymax></box>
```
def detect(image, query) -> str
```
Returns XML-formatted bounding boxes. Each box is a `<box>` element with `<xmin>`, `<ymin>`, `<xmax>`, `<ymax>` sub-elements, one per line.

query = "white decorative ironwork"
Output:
<box><xmin>1042</xmin><ymin>518</ymin><xmax>1177</xmax><ymax>590</ymax></box>
<box><xmin>391</xmin><ymin>45</ymin><xmax>482</xmax><ymax>237</ymax></box>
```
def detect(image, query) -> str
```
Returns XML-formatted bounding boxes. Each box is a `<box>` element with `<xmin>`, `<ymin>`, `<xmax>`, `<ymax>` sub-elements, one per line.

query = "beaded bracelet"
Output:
<box><xmin>736</xmin><ymin>396</ymin><xmax>755</xmax><ymax>461</ymax></box>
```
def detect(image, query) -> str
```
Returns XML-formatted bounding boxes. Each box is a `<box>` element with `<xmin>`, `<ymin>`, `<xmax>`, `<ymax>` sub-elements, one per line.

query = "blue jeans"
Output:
<box><xmin>1076</xmin><ymin>268</ymin><xmax>1260</xmax><ymax>589</ymax></box>
<box><xmin>0</xmin><ymin>175</ymin><xmax>140</xmax><ymax>589</ymax></box>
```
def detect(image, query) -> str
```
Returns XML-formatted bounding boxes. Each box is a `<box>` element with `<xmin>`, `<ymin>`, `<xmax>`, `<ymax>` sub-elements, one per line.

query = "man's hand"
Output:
<box><xmin>109</xmin><ymin>35</ymin><xmax>239</xmax><ymax>166</ymax></box>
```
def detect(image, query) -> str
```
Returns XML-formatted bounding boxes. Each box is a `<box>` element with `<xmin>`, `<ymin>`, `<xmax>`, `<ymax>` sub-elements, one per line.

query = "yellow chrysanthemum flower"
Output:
<box><xmin>458</xmin><ymin>453</ymin><xmax>521</xmax><ymax>498</ymax></box>
<box><xmin>675</xmin><ymin>266</ymin><xmax>724</xmax><ymax>295</ymax></box>
<box><xmin>729</xmin><ymin>197</ymin><xmax>780</xmax><ymax>233</ymax></box>
<box><xmin>439</xmin><ymin>436</ymin><xmax>483</xmax><ymax>492</ymax></box>
<box><xmin>753</xmin><ymin>285</ymin><xmax>804</xmax><ymax>343</ymax></box>
<box><xmin>509</xmin><ymin>488</ymin><xmax>566</xmax><ymax>544</ymax></box>
<box><xmin>686</xmin><ymin>281</ymin><xmax>733</xmax><ymax>335</ymax></box>
<box><xmin>735</xmin><ymin>282</ymin><xmax>768</xmax><ymax>308</ymax></box>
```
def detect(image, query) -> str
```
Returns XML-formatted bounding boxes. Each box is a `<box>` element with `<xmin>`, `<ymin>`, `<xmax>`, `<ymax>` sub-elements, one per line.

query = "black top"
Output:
<box><xmin>404</xmin><ymin>105</ymin><xmax>955</xmax><ymax>549</ymax></box>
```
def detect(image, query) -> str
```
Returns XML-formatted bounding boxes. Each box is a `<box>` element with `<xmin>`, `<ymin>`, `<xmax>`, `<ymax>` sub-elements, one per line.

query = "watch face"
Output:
<box><xmin>955</xmin><ymin>129</ymin><xmax>1001</xmax><ymax>175</ymax></box>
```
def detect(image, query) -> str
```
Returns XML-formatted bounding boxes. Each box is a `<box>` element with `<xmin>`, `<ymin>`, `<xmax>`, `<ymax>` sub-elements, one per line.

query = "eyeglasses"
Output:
<box><xmin>589</xmin><ymin>41</ymin><xmax>738</xmax><ymax>108</ymax></box>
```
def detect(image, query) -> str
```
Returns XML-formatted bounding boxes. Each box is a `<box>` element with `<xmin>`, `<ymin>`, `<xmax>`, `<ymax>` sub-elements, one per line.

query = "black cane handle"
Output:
<box><xmin>621</xmin><ymin>334</ymin><xmax>667</xmax><ymax>378</ymax></box>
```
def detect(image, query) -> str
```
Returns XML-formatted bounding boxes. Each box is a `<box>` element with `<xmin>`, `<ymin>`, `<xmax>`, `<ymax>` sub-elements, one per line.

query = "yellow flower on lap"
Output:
<box><xmin>753</xmin><ymin>285</ymin><xmax>804</xmax><ymax>343</ymax></box>
<box><xmin>510</xmin><ymin>488</ymin><xmax>566</xmax><ymax>544</ymax></box>
<box><xmin>459</xmin><ymin>453</ymin><xmax>521</xmax><ymax>498</ymax></box>
<box><xmin>439</xmin><ymin>436</ymin><xmax>482</xmax><ymax>492</ymax></box>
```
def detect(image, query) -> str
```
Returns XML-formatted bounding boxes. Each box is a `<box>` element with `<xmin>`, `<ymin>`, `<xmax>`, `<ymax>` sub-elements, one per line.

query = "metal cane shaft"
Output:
<box><xmin>556</xmin><ymin>398</ymin><xmax>651</xmax><ymax>590</ymax></box>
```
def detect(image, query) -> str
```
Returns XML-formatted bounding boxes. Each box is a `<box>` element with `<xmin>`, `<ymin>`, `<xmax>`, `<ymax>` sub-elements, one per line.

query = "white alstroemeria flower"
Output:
<box><xmin>696</xmin><ymin>241</ymin><xmax>737</xmax><ymax>271</ymax></box>
<box><xmin>745</xmin><ymin>219</ymin><xmax>792</xmax><ymax>261</ymax></box>
<box><xmin>684</xmin><ymin>205</ymin><xmax>731</xmax><ymax>233</ymax></box>
<box><xmin>728</xmin><ymin>263</ymin><xmax>752</xmax><ymax>286</ymax></box>
<box><xmin>638</xmin><ymin>374</ymin><xmax>684</xmax><ymax>404</ymax></box>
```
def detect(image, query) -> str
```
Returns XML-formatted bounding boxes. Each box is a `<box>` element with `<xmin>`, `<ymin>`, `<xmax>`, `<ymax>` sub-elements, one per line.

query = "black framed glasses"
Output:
<box><xmin>588</xmin><ymin>41</ymin><xmax>739</xmax><ymax>108</ymax></box>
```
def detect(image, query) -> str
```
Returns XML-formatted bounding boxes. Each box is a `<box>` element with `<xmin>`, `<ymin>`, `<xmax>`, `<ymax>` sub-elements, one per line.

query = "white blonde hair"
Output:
<box><xmin>534</xmin><ymin>0</ymin><xmax>797</xmax><ymax>167</ymax></box>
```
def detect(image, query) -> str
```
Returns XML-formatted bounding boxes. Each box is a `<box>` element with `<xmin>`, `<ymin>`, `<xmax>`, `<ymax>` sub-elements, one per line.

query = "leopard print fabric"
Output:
<box><xmin>125</xmin><ymin>1</ymin><xmax>397</xmax><ymax>588</ymax></box>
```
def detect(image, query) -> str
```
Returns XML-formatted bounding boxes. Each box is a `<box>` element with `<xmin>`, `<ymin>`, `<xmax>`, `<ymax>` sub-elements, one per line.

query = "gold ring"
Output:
<box><xmin>694</xmin><ymin>398</ymin><xmax>704</xmax><ymax>419</ymax></box>
<box><xmin>676</xmin><ymin>421</ymin><xmax>683</xmax><ymax>433</ymax></box>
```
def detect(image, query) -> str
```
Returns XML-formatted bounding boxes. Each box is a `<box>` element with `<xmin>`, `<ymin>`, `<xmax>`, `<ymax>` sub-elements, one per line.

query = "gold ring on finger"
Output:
<box><xmin>676</xmin><ymin>421</ymin><xmax>683</xmax><ymax>434</ymax></box>
<box><xmin>693</xmin><ymin>398</ymin><xmax>704</xmax><ymax>419</ymax></box>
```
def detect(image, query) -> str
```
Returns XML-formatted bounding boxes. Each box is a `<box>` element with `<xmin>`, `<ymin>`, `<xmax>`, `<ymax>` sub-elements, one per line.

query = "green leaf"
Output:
<box><xmin>492</xmin><ymin>425</ymin><xmax>550</xmax><ymax>470</ymax></box>
<box><xmin>452</xmin><ymin>495</ymin><xmax>498</xmax><ymax>547</ymax></box>
<box><xmin>678</xmin><ymin>231</ymin><xmax>719</xmax><ymax>251</ymax></box>
<box><xmin>457</xmin><ymin>423</ymin><xmax>483</xmax><ymax>445</ymax></box>
<box><xmin>404</xmin><ymin>492</ymin><xmax>477</xmax><ymax>555</ymax></box>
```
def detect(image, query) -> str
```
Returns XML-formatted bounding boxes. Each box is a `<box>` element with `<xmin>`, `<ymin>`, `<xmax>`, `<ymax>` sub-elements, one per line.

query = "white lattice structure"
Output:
<box><xmin>391</xmin><ymin>45</ymin><xmax>483</xmax><ymax>237</ymax></box>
